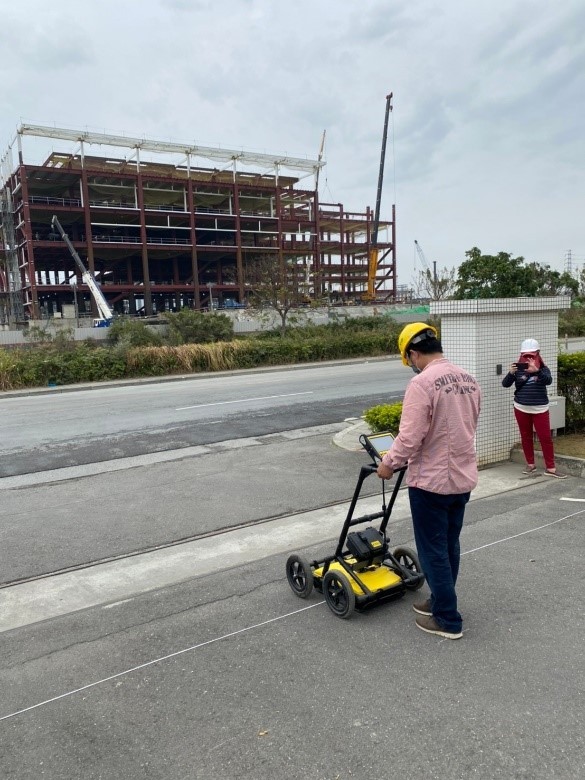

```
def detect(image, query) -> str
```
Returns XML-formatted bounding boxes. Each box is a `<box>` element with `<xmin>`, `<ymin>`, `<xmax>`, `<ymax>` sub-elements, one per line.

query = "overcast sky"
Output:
<box><xmin>1</xmin><ymin>0</ymin><xmax>583</xmax><ymax>284</ymax></box>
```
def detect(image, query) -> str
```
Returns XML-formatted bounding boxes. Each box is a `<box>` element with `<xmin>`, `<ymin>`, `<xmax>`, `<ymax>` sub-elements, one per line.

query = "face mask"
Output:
<box><xmin>408</xmin><ymin>354</ymin><xmax>421</xmax><ymax>374</ymax></box>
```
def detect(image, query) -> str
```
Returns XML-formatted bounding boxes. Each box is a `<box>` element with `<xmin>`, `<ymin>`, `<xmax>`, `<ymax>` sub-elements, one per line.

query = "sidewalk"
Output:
<box><xmin>0</xmin><ymin>430</ymin><xmax>543</xmax><ymax>634</ymax></box>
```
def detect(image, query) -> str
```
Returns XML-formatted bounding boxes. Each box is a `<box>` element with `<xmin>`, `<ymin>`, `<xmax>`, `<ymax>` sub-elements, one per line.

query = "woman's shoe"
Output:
<box><xmin>544</xmin><ymin>470</ymin><xmax>568</xmax><ymax>479</ymax></box>
<box><xmin>521</xmin><ymin>465</ymin><xmax>537</xmax><ymax>475</ymax></box>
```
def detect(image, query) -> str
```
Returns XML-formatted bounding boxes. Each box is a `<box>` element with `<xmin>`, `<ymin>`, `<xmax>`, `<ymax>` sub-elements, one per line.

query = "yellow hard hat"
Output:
<box><xmin>397</xmin><ymin>322</ymin><xmax>438</xmax><ymax>365</ymax></box>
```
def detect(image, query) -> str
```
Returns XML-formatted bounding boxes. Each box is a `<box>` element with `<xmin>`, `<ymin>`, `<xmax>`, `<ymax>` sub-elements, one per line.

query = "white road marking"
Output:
<box><xmin>176</xmin><ymin>391</ymin><xmax>313</xmax><ymax>410</ymax></box>
<box><xmin>559</xmin><ymin>497</ymin><xmax>585</xmax><ymax>502</ymax></box>
<box><xmin>0</xmin><ymin>602</ymin><xmax>324</xmax><ymax>722</ymax></box>
<box><xmin>462</xmin><ymin>508</ymin><xmax>585</xmax><ymax>555</ymax></box>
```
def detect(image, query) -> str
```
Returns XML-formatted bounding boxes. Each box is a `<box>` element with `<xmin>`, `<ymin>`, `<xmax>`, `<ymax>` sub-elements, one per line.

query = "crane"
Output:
<box><xmin>414</xmin><ymin>240</ymin><xmax>430</xmax><ymax>272</ymax></box>
<box><xmin>51</xmin><ymin>215</ymin><xmax>114</xmax><ymax>327</ymax></box>
<box><xmin>414</xmin><ymin>239</ymin><xmax>437</xmax><ymax>285</ymax></box>
<box><xmin>315</xmin><ymin>129</ymin><xmax>326</xmax><ymax>193</ymax></box>
<box><xmin>366</xmin><ymin>92</ymin><xmax>393</xmax><ymax>300</ymax></box>
<box><xmin>414</xmin><ymin>239</ymin><xmax>440</xmax><ymax>303</ymax></box>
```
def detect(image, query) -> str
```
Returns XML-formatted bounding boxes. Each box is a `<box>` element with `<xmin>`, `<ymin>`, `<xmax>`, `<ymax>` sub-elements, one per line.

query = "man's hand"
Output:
<box><xmin>377</xmin><ymin>462</ymin><xmax>393</xmax><ymax>480</ymax></box>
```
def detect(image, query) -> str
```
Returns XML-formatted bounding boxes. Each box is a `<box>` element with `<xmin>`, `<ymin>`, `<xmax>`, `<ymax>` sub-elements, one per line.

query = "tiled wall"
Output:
<box><xmin>430</xmin><ymin>297</ymin><xmax>571</xmax><ymax>465</ymax></box>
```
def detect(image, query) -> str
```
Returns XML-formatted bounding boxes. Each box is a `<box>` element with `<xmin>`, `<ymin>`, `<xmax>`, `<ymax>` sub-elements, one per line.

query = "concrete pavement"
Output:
<box><xmin>0</xmin><ymin>419</ymin><xmax>559</xmax><ymax>633</ymax></box>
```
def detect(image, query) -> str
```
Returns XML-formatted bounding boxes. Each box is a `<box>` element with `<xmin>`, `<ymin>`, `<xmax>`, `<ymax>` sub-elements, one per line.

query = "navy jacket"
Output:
<box><xmin>502</xmin><ymin>365</ymin><xmax>552</xmax><ymax>406</ymax></box>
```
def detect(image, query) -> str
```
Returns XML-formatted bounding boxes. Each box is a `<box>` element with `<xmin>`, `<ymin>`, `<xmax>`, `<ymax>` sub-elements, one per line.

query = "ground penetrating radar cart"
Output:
<box><xmin>285</xmin><ymin>432</ymin><xmax>424</xmax><ymax>618</ymax></box>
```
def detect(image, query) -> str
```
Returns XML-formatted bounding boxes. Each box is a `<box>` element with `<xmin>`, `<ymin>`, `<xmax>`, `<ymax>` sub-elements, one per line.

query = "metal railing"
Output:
<box><xmin>29</xmin><ymin>195</ymin><xmax>82</xmax><ymax>207</ymax></box>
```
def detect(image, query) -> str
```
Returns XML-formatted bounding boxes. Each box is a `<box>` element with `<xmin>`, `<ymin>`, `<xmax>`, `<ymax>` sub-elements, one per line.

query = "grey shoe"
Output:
<box><xmin>544</xmin><ymin>470</ymin><xmax>568</xmax><ymax>479</ymax></box>
<box><xmin>413</xmin><ymin>598</ymin><xmax>432</xmax><ymax>616</ymax></box>
<box><xmin>415</xmin><ymin>614</ymin><xmax>462</xmax><ymax>640</ymax></box>
<box><xmin>521</xmin><ymin>466</ymin><xmax>537</xmax><ymax>475</ymax></box>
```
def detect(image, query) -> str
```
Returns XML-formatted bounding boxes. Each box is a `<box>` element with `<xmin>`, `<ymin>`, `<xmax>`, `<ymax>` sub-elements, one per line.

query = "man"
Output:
<box><xmin>377</xmin><ymin>323</ymin><xmax>481</xmax><ymax>640</ymax></box>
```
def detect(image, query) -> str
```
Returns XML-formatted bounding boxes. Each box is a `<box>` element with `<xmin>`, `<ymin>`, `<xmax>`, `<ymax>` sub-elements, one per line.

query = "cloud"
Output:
<box><xmin>1</xmin><ymin>0</ymin><xmax>583</xmax><ymax>276</ymax></box>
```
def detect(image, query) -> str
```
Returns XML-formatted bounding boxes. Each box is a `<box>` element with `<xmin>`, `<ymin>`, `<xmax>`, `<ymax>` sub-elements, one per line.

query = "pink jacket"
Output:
<box><xmin>382</xmin><ymin>358</ymin><xmax>481</xmax><ymax>494</ymax></box>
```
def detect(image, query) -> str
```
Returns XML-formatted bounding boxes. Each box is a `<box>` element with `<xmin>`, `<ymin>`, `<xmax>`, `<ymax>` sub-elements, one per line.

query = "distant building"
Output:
<box><xmin>0</xmin><ymin>125</ymin><xmax>395</xmax><ymax>322</ymax></box>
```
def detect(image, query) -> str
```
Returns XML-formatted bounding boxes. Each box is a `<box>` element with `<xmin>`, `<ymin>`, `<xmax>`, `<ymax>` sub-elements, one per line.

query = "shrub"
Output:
<box><xmin>107</xmin><ymin>318</ymin><xmax>163</xmax><ymax>348</ymax></box>
<box><xmin>558</xmin><ymin>352</ymin><xmax>585</xmax><ymax>431</ymax></box>
<box><xmin>165</xmin><ymin>310</ymin><xmax>234</xmax><ymax>344</ymax></box>
<box><xmin>363</xmin><ymin>402</ymin><xmax>403</xmax><ymax>433</ymax></box>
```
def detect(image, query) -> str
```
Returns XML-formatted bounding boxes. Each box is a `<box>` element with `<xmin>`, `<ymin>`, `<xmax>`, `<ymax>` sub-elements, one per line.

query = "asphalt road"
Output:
<box><xmin>0</xmin><ymin>358</ymin><xmax>407</xmax><ymax>476</ymax></box>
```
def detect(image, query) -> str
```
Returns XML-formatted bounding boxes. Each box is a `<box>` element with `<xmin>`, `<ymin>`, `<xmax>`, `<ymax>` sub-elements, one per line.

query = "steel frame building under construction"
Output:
<box><xmin>0</xmin><ymin>125</ymin><xmax>395</xmax><ymax>324</ymax></box>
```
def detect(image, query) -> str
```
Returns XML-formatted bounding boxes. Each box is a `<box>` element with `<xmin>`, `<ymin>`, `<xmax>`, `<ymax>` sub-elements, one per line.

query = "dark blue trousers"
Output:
<box><xmin>408</xmin><ymin>487</ymin><xmax>470</xmax><ymax>633</ymax></box>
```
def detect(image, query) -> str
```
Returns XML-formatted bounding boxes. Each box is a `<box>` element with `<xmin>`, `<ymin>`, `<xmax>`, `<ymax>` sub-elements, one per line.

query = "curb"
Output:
<box><xmin>510</xmin><ymin>446</ymin><xmax>585</xmax><ymax>479</ymax></box>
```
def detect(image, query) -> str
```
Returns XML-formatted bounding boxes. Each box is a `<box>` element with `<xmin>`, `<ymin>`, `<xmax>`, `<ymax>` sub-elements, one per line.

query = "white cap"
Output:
<box><xmin>520</xmin><ymin>338</ymin><xmax>540</xmax><ymax>352</ymax></box>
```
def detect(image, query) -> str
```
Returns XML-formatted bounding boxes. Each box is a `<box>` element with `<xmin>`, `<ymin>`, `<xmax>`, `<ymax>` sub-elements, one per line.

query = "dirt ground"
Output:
<box><xmin>541</xmin><ymin>432</ymin><xmax>585</xmax><ymax>459</ymax></box>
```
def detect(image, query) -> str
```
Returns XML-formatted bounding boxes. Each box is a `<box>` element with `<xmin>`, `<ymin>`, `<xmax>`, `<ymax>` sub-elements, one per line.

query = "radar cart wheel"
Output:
<box><xmin>323</xmin><ymin>570</ymin><xmax>356</xmax><ymax>618</ymax></box>
<box><xmin>393</xmin><ymin>546</ymin><xmax>424</xmax><ymax>590</ymax></box>
<box><xmin>286</xmin><ymin>554</ymin><xmax>314</xmax><ymax>599</ymax></box>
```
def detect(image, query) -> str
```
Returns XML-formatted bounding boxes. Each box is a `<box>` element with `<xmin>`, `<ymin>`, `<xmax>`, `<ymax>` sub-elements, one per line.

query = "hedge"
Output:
<box><xmin>558</xmin><ymin>352</ymin><xmax>585</xmax><ymax>431</ymax></box>
<box><xmin>0</xmin><ymin>330</ymin><xmax>394</xmax><ymax>391</ymax></box>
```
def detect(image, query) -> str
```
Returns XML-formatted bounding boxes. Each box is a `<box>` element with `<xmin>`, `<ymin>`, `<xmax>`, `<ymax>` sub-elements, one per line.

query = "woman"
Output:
<box><xmin>502</xmin><ymin>338</ymin><xmax>567</xmax><ymax>478</ymax></box>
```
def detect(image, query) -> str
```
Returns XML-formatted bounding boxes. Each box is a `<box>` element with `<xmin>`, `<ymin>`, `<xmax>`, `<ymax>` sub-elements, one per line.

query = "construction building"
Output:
<box><xmin>0</xmin><ymin>125</ymin><xmax>396</xmax><ymax>324</ymax></box>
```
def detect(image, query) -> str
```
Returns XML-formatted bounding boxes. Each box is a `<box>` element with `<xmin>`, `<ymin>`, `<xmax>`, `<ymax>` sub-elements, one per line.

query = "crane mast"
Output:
<box><xmin>414</xmin><ymin>240</ymin><xmax>430</xmax><ymax>272</ymax></box>
<box><xmin>414</xmin><ymin>239</ymin><xmax>438</xmax><ymax>296</ymax></box>
<box><xmin>51</xmin><ymin>215</ymin><xmax>114</xmax><ymax>327</ymax></box>
<box><xmin>367</xmin><ymin>92</ymin><xmax>393</xmax><ymax>300</ymax></box>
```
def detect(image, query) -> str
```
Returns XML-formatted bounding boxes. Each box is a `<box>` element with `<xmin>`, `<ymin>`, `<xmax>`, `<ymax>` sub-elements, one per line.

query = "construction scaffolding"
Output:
<box><xmin>0</xmin><ymin>185</ymin><xmax>25</xmax><ymax>325</ymax></box>
<box><xmin>0</xmin><ymin>125</ymin><xmax>396</xmax><ymax>321</ymax></box>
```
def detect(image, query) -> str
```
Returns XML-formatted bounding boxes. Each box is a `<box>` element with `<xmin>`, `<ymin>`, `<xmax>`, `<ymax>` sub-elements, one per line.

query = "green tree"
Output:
<box><xmin>454</xmin><ymin>248</ymin><xmax>535</xmax><ymax>298</ymax></box>
<box><xmin>525</xmin><ymin>263</ymin><xmax>578</xmax><ymax>297</ymax></box>
<box><xmin>455</xmin><ymin>248</ymin><xmax>578</xmax><ymax>298</ymax></box>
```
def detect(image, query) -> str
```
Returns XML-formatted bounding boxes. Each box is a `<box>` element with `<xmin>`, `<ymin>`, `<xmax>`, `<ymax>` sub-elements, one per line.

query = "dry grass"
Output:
<box><xmin>536</xmin><ymin>433</ymin><xmax>585</xmax><ymax>459</ymax></box>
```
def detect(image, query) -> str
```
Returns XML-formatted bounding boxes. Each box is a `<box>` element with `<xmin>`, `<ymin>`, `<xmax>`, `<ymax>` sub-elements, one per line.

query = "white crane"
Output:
<box><xmin>414</xmin><ymin>240</ymin><xmax>437</xmax><ymax>284</ymax></box>
<box><xmin>51</xmin><ymin>215</ymin><xmax>114</xmax><ymax>327</ymax></box>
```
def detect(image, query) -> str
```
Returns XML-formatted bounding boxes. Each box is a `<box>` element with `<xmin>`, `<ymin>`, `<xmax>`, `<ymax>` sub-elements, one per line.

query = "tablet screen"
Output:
<box><xmin>367</xmin><ymin>432</ymin><xmax>395</xmax><ymax>456</ymax></box>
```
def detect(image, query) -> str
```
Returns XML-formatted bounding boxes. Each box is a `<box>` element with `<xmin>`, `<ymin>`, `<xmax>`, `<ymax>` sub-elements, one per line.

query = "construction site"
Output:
<box><xmin>0</xmin><ymin>123</ymin><xmax>396</xmax><ymax>326</ymax></box>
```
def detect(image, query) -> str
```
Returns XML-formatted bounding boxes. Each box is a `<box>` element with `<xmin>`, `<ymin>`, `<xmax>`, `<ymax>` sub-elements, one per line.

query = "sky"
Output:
<box><xmin>1</xmin><ymin>0</ymin><xmax>583</xmax><ymax>286</ymax></box>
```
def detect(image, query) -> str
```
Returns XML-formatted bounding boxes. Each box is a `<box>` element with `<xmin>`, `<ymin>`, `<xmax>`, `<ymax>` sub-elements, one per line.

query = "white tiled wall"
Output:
<box><xmin>430</xmin><ymin>297</ymin><xmax>571</xmax><ymax>465</ymax></box>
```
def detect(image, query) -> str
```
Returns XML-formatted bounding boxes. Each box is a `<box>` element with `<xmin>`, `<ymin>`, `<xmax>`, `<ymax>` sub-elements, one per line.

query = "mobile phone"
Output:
<box><xmin>516</xmin><ymin>362</ymin><xmax>529</xmax><ymax>371</ymax></box>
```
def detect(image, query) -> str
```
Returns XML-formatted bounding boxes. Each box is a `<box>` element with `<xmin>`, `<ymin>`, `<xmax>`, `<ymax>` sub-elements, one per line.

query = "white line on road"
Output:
<box><xmin>0</xmin><ymin>602</ymin><xmax>324</xmax><ymax>722</ymax></box>
<box><xmin>462</xmin><ymin>508</ymin><xmax>585</xmax><ymax>555</ymax></box>
<box><xmin>559</xmin><ymin>497</ymin><xmax>585</xmax><ymax>502</ymax></box>
<box><xmin>2</xmin><ymin>505</ymin><xmax>583</xmax><ymax>723</ymax></box>
<box><xmin>176</xmin><ymin>391</ymin><xmax>313</xmax><ymax>410</ymax></box>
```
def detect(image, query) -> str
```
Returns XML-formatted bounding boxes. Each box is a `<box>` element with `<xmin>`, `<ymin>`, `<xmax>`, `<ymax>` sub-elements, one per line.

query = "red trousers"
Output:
<box><xmin>514</xmin><ymin>408</ymin><xmax>555</xmax><ymax>470</ymax></box>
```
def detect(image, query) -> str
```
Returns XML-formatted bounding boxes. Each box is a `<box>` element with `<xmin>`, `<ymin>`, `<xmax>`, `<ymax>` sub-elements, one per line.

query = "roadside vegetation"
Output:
<box><xmin>0</xmin><ymin>313</ymin><xmax>403</xmax><ymax>392</ymax></box>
